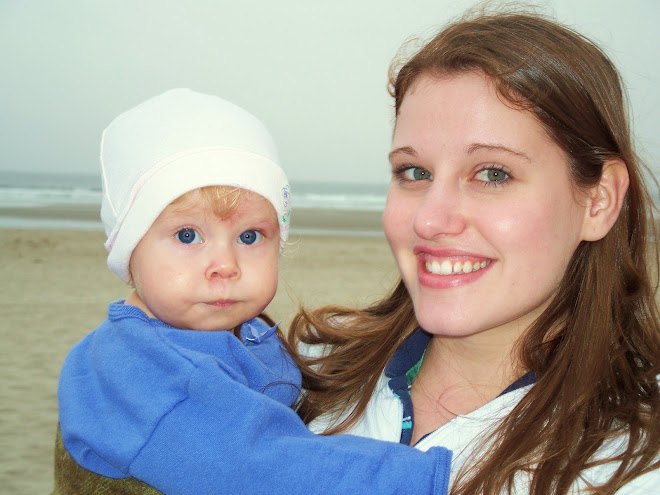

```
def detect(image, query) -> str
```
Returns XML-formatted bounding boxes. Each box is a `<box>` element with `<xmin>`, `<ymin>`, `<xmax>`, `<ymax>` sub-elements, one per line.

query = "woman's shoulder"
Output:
<box><xmin>581</xmin><ymin>436</ymin><xmax>660</xmax><ymax>493</ymax></box>
<box><xmin>308</xmin><ymin>372</ymin><xmax>402</xmax><ymax>442</ymax></box>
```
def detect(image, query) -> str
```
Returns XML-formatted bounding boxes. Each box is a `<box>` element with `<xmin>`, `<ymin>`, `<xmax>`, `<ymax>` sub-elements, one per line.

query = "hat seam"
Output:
<box><xmin>104</xmin><ymin>145</ymin><xmax>282</xmax><ymax>252</ymax></box>
<box><xmin>99</xmin><ymin>131</ymin><xmax>118</xmax><ymax>220</ymax></box>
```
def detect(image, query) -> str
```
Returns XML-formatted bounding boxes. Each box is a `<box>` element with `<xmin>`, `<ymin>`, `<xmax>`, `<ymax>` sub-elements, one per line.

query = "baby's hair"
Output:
<box><xmin>169</xmin><ymin>186</ymin><xmax>280</xmax><ymax>228</ymax></box>
<box><xmin>169</xmin><ymin>185</ymin><xmax>244</xmax><ymax>219</ymax></box>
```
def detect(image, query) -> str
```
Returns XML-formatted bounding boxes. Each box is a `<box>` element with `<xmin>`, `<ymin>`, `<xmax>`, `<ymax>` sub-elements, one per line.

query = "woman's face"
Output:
<box><xmin>384</xmin><ymin>72</ymin><xmax>591</xmax><ymax>340</ymax></box>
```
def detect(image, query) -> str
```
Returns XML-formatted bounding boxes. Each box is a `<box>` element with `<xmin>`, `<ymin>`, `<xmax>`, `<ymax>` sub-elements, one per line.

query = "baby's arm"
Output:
<box><xmin>130</xmin><ymin>358</ymin><xmax>451</xmax><ymax>495</ymax></box>
<box><xmin>59</xmin><ymin>318</ymin><xmax>450</xmax><ymax>495</ymax></box>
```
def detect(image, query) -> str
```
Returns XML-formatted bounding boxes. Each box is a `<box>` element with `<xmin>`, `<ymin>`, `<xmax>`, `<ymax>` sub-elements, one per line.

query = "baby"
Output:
<box><xmin>55</xmin><ymin>89</ymin><xmax>450</xmax><ymax>495</ymax></box>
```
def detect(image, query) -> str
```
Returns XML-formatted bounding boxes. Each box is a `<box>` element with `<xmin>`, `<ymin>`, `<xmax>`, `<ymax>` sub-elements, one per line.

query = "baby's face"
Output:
<box><xmin>127</xmin><ymin>190</ymin><xmax>280</xmax><ymax>331</ymax></box>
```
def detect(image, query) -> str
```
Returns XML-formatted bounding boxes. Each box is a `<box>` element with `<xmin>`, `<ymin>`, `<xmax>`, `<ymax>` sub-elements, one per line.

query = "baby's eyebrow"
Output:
<box><xmin>250</xmin><ymin>217</ymin><xmax>279</xmax><ymax>230</ymax></box>
<box><xmin>163</xmin><ymin>212</ymin><xmax>201</xmax><ymax>223</ymax></box>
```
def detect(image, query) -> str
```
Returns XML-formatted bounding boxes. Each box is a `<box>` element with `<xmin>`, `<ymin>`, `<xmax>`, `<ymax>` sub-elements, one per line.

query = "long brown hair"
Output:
<box><xmin>288</xmin><ymin>8</ymin><xmax>660</xmax><ymax>495</ymax></box>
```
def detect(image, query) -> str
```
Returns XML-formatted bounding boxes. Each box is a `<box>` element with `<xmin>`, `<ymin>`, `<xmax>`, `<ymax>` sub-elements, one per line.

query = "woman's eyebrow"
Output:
<box><xmin>466</xmin><ymin>143</ymin><xmax>531</xmax><ymax>162</ymax></box>
<box><xmin>388</xmin><ymin>146</ymin><xmax>417</xmax><ymax>161</ymax></box>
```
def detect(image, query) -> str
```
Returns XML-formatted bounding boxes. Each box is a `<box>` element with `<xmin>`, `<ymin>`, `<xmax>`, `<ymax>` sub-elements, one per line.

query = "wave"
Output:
<box><xmin>0</xmin><ymin>187</ymin><xmax>102</xmax><ymax>208</ymax></box>
<box><xmin>0</xmin><ymin>184</ymin><xmax>386</xmax><ymax>211</ymax></box>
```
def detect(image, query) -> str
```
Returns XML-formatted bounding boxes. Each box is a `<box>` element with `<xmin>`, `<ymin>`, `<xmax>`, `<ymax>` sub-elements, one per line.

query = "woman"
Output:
<box><xmin>290</xmin><ymin>10</ymin><xmax>660</xmax><ymax>494</ymax></box>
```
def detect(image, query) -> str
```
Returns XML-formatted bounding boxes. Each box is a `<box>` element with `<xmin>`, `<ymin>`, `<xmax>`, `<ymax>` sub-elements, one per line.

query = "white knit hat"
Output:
<box><xmin>100</xmin><ymin>88</ymin><xmax>291</xmax><ymax>283</ymax></box>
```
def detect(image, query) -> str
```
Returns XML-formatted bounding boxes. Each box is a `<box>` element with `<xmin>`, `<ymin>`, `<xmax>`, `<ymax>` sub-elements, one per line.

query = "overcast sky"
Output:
<box><xmin>1</xmin><ymin>0</ymin><xmax>658</xmax><ymax>186</ymax></box>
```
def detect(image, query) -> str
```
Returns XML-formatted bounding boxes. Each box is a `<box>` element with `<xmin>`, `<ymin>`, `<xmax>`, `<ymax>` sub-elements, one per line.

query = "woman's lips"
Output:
<box><xmin>414</xmin><ymin>247</ymin><xmax>494</xmax><ymax>288</ymax></box>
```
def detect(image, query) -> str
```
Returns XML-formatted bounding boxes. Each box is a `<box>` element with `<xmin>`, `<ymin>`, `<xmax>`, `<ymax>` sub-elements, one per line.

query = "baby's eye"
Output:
<box><xmin>474</xmin><ymin>167</ymin><xmax>510</xmax><ymax>184</ymax></box>
<box><xmin>176</xmin><ymin>228</ymin><xmax>202</xmax><ymax>244</ymax></box>
<box><xmin>400</xmin><ymin>167</ymin><xmax>432</xmax><ymax>181</ymax></box>
<box><xmin>238</xmin><ymin>230</ymin><xmax>263</xmax><ymax>245</ymax></box>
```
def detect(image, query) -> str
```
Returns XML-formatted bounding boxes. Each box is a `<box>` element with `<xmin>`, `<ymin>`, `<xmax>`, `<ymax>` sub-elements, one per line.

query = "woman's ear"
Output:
<box><xmin>581</xmin><ymin>159</ymin><xmax>629</xmax><ymax>241</ymax></box>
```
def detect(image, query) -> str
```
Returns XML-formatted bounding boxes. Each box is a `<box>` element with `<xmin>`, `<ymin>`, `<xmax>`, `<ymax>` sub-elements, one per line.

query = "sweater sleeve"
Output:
<box><xmin>130</xmin><ymin>359</ymin><xmax>451</xmax><ymax>495</ymax></box>
<box><xmin>59</xmin><ymin>308</ymin><xmax>451</xmax><ymax>494</ymax></box>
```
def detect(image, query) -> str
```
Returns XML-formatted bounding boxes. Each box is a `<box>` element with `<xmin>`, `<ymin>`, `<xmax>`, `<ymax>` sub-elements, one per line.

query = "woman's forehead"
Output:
<box><xmin>392</xmin><ymin>72</ymin><xmax>552</xmax><ymax>155</ymax></box>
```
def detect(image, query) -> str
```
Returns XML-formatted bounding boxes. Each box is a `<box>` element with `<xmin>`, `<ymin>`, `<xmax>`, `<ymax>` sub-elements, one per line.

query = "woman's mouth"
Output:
<box><xmin>425</xmin><ymin>259</ymin><xmax>491</xmax><ymax>275</ymax></box>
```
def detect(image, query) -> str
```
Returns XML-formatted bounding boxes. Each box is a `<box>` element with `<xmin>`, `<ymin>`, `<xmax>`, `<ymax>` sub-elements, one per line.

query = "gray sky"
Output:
<box><xmin>1</xmin><ymin>0</ymin><xmax>658</xmax><ymax>185</ymax></box>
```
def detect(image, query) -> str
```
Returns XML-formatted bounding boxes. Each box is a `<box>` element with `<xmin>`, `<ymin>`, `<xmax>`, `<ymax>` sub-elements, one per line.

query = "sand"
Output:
<box><xmin>0</xmin><ymin>225</ymin><xmax>399</xmax><ymax>494</ymax></box>
<box><xmin>2</xmin><ymin>214</ymin><xmax>658</xmax><ymax>494</ymax></box>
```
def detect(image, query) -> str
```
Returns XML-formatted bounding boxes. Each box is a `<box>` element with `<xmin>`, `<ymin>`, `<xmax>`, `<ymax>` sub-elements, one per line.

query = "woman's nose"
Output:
<box><xmin>412</xmin><ymin>183</ymin><xmax>467</xmax><ymax>239</ymax></box>
<box><xmin>205</xmin><ymin>246</ymin><xmax>240</xmax><ymax>280</ymax></box>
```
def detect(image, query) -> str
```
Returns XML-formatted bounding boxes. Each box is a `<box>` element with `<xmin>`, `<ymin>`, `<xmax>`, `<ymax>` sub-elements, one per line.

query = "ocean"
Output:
<box><xmin>3</xmin><ymin>170</ymin><xmax>658</xmax><ymax>235</ymax></box>
<box><xmin>0</xmin><ymin>171</ymin><xmax>388</xmax><ymax>235</ymax></box>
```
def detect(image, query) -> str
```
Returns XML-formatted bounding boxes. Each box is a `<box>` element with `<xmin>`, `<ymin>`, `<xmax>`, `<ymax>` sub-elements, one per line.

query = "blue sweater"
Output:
<box><xmin>58</xmin><ymin>301</ymin><xmax>451</xmax><ymax>495</ymax></box>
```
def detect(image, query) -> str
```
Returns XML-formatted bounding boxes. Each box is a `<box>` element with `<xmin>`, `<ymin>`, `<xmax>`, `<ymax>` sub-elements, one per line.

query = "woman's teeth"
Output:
<box><xmin>425</xmin><ymin>259</ymin><xmax>490</xmax><ymax>275</ymax></box>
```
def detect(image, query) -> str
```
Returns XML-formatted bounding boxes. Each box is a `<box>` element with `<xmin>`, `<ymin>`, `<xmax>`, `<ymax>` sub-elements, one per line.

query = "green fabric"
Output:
<box><xmin>405</xmin><ymin>351</ymin><xmax>425</xmax><ymax>386</ymax></box>
<box><xmin>52</xmin><ymin>425</ymin><xmax>163</xmax><ymax>495</ymax></box>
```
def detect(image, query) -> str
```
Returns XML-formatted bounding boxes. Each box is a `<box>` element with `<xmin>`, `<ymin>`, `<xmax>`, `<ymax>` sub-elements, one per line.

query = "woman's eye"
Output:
<box><xmin>238</xmin><ymin>230</ymin><xmax>263</xmax><ymax>245</ymax></box>
<box><xmin>399</xmin><ymin>167</ymin><xmax>433</xmax><ymax>181</ymax></box>
<box><xmin>474</xmin><ymin>167</ymin><xmax>510</xmax><ymax>184</ymax></box>
<box><xmin>176</xmin><ymin>228</ymin><xmax>202</xmax><ymax>244</ymax></box>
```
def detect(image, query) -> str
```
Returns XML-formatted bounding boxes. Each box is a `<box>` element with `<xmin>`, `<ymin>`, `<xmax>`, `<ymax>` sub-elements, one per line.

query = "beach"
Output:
<box><xmin>0</xmin><ymin>205</ymin><xmax>400</xmax><ymax>494</ymax></box>
<box><xmin>2</xmin><ymin>208</ymin><xmax>658</xmax><ymax>494</ymax></box>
